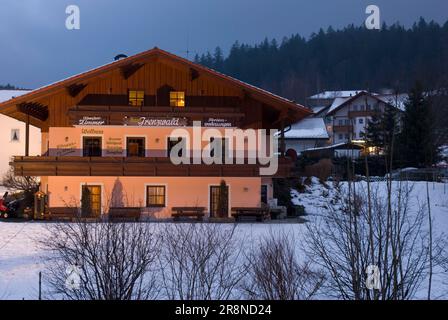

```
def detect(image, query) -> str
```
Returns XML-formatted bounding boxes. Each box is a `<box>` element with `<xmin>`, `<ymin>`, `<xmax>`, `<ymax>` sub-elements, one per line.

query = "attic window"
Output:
<box><xmin>129</xmin><ymin>90</ymin><xmax>144</xmax><ymax>106</ymax></box>
<box><xmin>170</xmin><ymin>91</ymin><xmax>185</xmax><ymax>107</ymax></box>
<box><xmin>11</xmin><ymin>129</ymin><xmax>20</xmax><ymax>142</ymax></box>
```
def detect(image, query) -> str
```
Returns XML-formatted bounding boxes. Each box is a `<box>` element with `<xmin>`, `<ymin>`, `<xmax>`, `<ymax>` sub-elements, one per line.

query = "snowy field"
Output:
<box><xmin>0</xmin><ymin>180</ymin><xmax>447</xmax><ymax>300</ymax></box>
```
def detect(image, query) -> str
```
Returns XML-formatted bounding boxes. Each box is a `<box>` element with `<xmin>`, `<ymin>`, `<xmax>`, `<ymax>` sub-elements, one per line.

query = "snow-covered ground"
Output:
<box><xmin>1</xmin><ymin>179</ymin><xmax>447</xmax><ymax>300</ymax></box>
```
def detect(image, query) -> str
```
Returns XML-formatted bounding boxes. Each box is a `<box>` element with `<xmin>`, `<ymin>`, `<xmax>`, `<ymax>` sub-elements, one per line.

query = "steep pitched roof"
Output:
<box><xmin>325</xmin><ymin>90</ymin><xmax>396</xmax><ymax>115</ymax></box>
<box><xmin>0</xmin><ymin>47</ymin><xmax>311</xmax><ymax>124</ymax></box>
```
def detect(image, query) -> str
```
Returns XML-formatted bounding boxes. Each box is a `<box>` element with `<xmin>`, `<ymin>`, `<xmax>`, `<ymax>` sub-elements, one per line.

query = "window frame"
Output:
<box><xmin>145</xmin><ymin>185</ymin><xmax>166</xmax><ymax>207</ymax></box>
<box><xmin>166</xmin><ymin>137</ymin><xmax>184</xmax><ymax>157</ymax></box>
<box><xmin>126</xmin><ymin>137</ymin><xmax>146</xmax><ymax>157</ymax></box>
<box><xmin>169</xmin><ymin>91</ymin><xmax>185</xmax><ymax>107</ymax></box>
<box><xmin>128</xmin><ymin>89</ymin><xmax>145</xmax><ymax>106</ymax></box>
<box><xmin>82</xmin><ymin>136</ymin><xmax>102</xmax><ymax>157</ymax></box>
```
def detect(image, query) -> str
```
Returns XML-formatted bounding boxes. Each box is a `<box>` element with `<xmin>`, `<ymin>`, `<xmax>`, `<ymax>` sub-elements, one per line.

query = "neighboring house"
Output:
<box><xmin>325</xmin><ymin>91</ymin><xmax>404</xmax><ymax>145</ymax></box>
<box><xmin>308</xmin><ymin>90</ymin><xmax>404</xmax><ymax>145</ymax></box>
<box><xmin>0</xmin><ymin>47</ymin><xmax>310</xmax><ymax>218</ymax></box>
<box><xmin>286</xmin><ymin>90</ymin><xmax>405</xmax><ymax>158</ymax></box>
<box><xmin>307</xmin><ymin>90</ymin><xmax>368</xmax><ymax>110</ymax></box>
<box><xmin>0</xmin><ymin>90</ymin><xmax>41</xmax><ymax>177</ymax></box>
<box><xmin>284</xmin><ymin>117</ymin><xmax>330</xmax><ymax>154</ymax></box>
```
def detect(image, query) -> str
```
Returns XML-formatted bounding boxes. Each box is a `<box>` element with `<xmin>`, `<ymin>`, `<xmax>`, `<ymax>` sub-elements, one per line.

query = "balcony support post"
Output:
<box><xmin>280</xmin><ymin>119</ymin><xmax>286</xmax><ymax>157</ymax></box>
<box><xmin>25</xmin><ymin>113</ymin><xmax>30</xmax><ymax>157</ymax></box>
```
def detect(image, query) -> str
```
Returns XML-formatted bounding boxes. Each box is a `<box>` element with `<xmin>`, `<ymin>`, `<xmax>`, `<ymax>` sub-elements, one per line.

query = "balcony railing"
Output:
<box><xmin>332</xmin><ymin>125</ymin><xmax>353</xmax><ymax>133</ymax></box>
<box><xmin>348</xmin><ymin>110</ymin><xmax>379</xmax><ymax>118</ymax></box>
<box><xmin>11</xmin><ymin>156</ymin><xmax>294</xmax><ymax>178</ymax></box>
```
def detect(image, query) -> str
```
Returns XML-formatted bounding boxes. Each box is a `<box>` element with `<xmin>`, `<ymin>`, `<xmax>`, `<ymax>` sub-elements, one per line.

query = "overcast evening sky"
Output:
<box><xmin>0</xmin><ymin>0</ymin><xmax>447</xmax><ymax>89</ymax></box>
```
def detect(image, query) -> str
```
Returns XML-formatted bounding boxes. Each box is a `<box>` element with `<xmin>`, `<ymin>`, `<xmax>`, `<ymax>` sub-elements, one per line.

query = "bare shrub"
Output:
<box><xmin>305</xmin><ymin>182</ymin><xmax>439</xmax><ymax>300</ymax></box>
<box><xmin>41</xmin><ymin>221</ymin><xmax>160</xmax><ymax>300</ymax></box>
<box><xmin>159</xmin><ymin>223</ymin><xmax>246</xmax><ymax>300</ymax></box>
<box><xmin>243</xmin><ymin>232</ymin><xmax>325</xmax><ymax>300</ymax></box>
<box><xmin>1</xmin><ymin>167</ymin><xmax>39</xmax><ymax>192</ymax></box>
<box><xmin>304</xmin><ymin>159</ymin><xmax>333</xmax><ymax>181</ymax></box>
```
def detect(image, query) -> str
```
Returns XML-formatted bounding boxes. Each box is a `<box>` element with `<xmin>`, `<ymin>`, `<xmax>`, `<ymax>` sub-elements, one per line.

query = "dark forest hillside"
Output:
<box><xmin>195</xmin><ymin>18</ymin><xmax>448</xmax><ymax>103</ymax></box>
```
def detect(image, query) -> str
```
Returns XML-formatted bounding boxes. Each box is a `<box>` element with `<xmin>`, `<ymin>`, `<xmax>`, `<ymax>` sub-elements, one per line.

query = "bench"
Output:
<box><xmin>231</xmin><ymin>207</ymin><xmax>270</xmax><ymax>222</ymax></box>
<box><xmin>109</xmin><ymin>207</ymin><xmax>141</xmax><ymax>222</ymax></box>
<box><xmin>47</xmin><ymin>207</ymin><xmax>79</xmax><ymax>221</ymax></box>
<box><xmin>172</xmin><ymin>207</ymin><xmax>206</xmax><ymax>221</ymax></box>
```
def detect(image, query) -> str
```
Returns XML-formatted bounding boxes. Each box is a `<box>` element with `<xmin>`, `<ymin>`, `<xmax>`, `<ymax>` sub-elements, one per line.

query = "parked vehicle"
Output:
<box><xmin>0</xmin><ymin>192</ymin><xmax>24</xmax><ymax>219</ymax></box>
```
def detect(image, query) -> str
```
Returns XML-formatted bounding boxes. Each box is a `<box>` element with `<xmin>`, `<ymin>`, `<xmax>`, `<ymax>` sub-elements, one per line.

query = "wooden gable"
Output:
<box><xmin>0</xmin><ymin>48</ymin><xmax>311</xmax><ymax>131</ymax></box>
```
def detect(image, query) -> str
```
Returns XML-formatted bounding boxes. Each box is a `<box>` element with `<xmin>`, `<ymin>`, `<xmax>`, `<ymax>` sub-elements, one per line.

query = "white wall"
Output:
<box><xmin>0</xmin><ymin>114</ymin><xmax>41</xmax><ymax>176</ymax></box>
<box><xmin>329</xmin><ymin>95</ymin><xmax>387</xmax><ymax>144</ymax></box>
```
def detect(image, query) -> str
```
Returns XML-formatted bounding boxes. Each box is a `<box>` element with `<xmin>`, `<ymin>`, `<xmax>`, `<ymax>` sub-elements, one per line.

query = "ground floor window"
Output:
<box><xmin>146</xmin><ymin>185</ymin><xmax>166</xmax><ymax>207</ymax></box>
<box><xmin>83</xmin><ymin>136</ymin><xmax>102</xmax><ymax>157</ymax></box>
<box><xmin>127</xmin><ymin>137</ymin><xmax>145</xmax><ymax>157</ymax></box>
<box><xmin>81</xmin><ymin>185</ymin><xmax>102</xmax><ymax>216</ymax></box>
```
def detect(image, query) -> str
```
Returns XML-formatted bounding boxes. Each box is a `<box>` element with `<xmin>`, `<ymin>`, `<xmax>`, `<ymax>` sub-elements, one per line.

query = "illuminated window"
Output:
<box><xmin>129</xmin><ymin>90</ymin><xmax>144</xmax><ymax>106</ymax></box>
<box><xmin>170</xmin><ymin>91</ymin><xmax>185</xmax><ymax>107</ymax></box>
<box><xmin>146</xmin><ymin>186</ymin><xmax>166</xmax><ymax>207</ymax></box>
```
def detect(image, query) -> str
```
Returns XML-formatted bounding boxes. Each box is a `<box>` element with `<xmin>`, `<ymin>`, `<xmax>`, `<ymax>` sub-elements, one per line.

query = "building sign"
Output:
<box><xmin>55</xmin><ymin>142</ymin><xmax>77</xmax><ymax>156</ymax></box>
<box><xmin>77</xmin><ymin>116</ymin><xmax>106</xmax><ymax>126</ymax></box>
<box><xmin>105</xmin><ymin>137</ymin><xmax>123</xmax><ymax>155</ymax></box>
<box><xmin>203</xmin><ymin>118</ymin><xmax>233</xmax><ymax>128</ymax></box>
<box><xmin>81</xmin><ymin>128</ymin><xmax>104</xmax><ymax>135</ymax></box>
<box><xmin>124</xmin><ymin>116</ymin><xmax>188</xmax><ymax>127</ymax></box>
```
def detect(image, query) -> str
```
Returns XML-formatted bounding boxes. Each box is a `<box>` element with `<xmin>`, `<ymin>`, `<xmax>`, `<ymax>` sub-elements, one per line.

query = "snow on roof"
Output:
<box><xmin>309</xmin><ymin>90</ymin><xmax>367</xmax><ymax>100</ymax></box>
<box><xmin>376</xmin><ymin>93</ymin><xmax>408</xmax><ymax>111</ymax></box>
<box><xmin>0</xmin><ymin>89</ymin><xmax>31</xmax><ymax>103</ymax></box>
<box><xmin>302</xmin><ymin>141</ymin><xmax>363</xmax><ymax>152</ymax></box>
<box><xmin>310</xmin><ymin>105</ymin><xmax>328</xmax><ymax>114</ymax></box>
<box><xmin>285</xmin><ymin>117</ymin><xmax>329</xmax><ymax>139</ymax></box>
<box><xmin>327</xmin><ymin>96</ymin><xmax>351</xmax><ymax>114</ymax></box>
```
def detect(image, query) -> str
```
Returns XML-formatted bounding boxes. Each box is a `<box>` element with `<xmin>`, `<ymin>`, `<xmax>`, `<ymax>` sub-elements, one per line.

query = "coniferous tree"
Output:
<box><xmin>381</xmin><ymin>104</ymin><xmax>398</xmax><ymax>159</ymax></box>
<box><xmin>362</xmin><ymin>114</ymin><xmax>383</xmax><ymax>154</ymax></box>
<box><xmin>194</xmin><ymin>19</ymin><xmax>448</xmax><ymax>104</ymax></box>
<box><xmin>398</xmin><ymin>82</ymin><xmax>439</xmax><ymax>167</ymax></box>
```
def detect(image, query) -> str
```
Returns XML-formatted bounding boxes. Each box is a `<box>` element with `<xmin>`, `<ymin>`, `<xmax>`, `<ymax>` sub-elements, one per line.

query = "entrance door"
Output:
<box><xmin>82</xmin><ymin>185</ymin><xmax>102</xmax><ymax>216</ymax></box>
<box><xmin>209</xmin><ymin>185</ymin><xmax>229</xmax><ymax>218</ymax></box>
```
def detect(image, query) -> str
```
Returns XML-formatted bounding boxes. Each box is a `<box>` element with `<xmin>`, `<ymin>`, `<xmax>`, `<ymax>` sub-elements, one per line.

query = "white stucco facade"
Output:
<box><xmin>0</xmin><ymin>90</ymin><xmax>41</xmax><ymax>177</ymax></box>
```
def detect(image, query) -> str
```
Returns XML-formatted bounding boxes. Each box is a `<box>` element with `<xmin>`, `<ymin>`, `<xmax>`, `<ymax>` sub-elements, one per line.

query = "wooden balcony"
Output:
<box><xmin>348</xmin><ymin>110</ymin><xmax>379</xmax><ymax>118</ymax></box>
<box><xmin>11</xmin><ymin>156</ymin><xmax>293</xmax><ymax>178</ymax></box>
<box><xmin>332</xmin><ymin>125</ymin><xmax>353</xmax><ymax>133</ymax></box>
